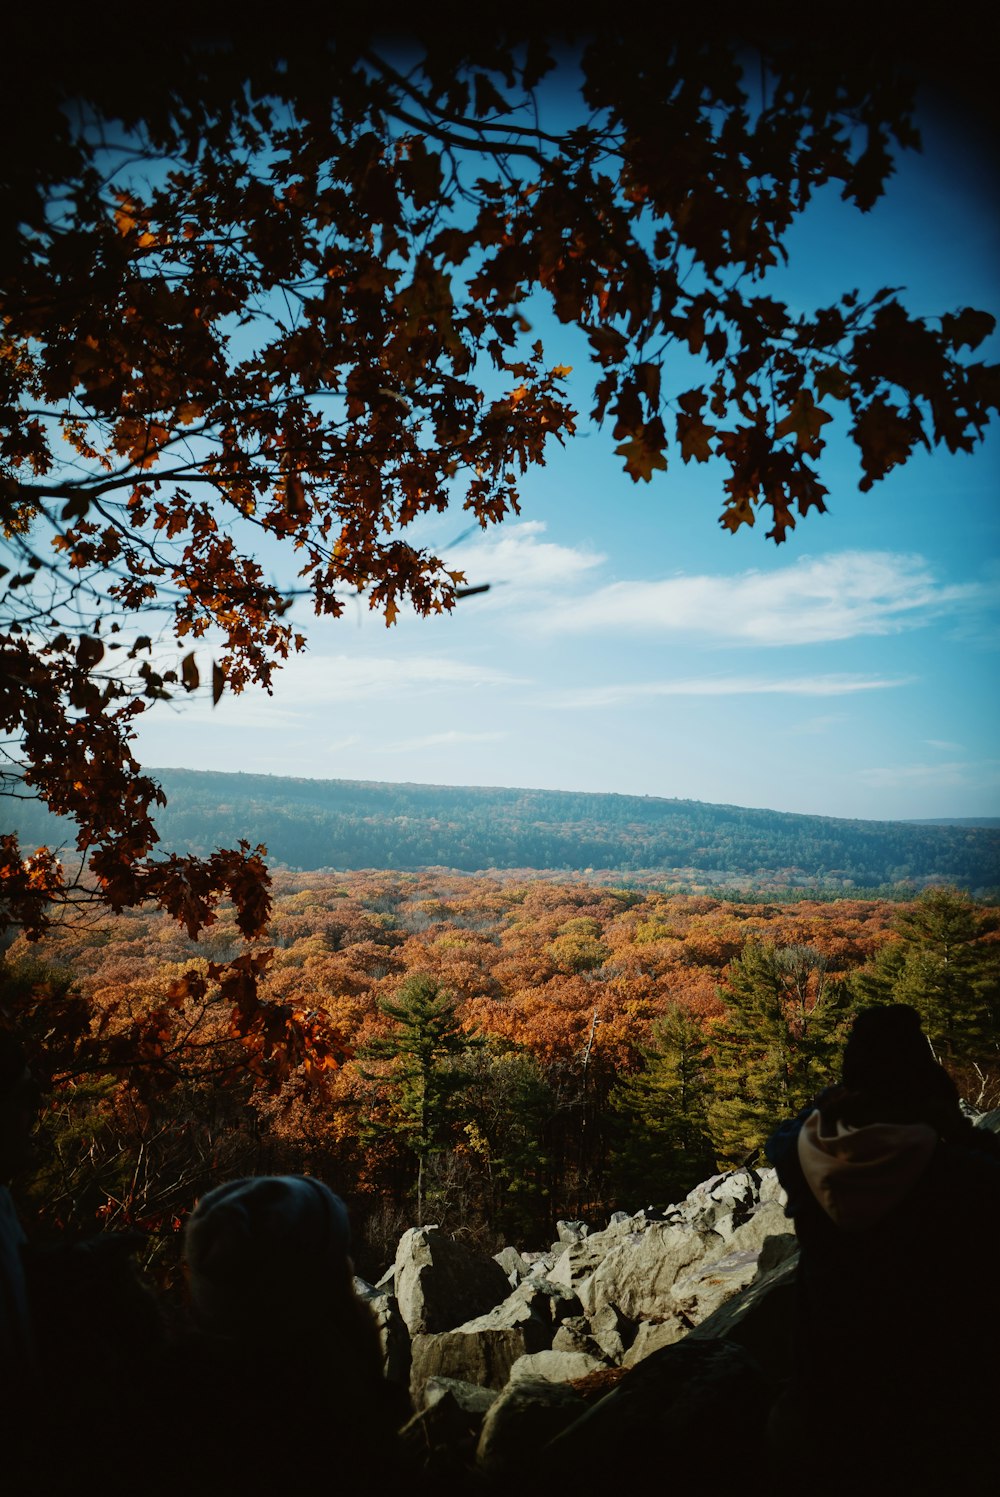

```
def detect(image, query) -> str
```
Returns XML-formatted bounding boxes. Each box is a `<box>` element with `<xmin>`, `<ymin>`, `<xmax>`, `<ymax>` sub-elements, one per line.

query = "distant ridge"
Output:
<box><xmin>9</xmin><ymin>767</ymin><xmax>999</xmax><ymax>894</ymax></box>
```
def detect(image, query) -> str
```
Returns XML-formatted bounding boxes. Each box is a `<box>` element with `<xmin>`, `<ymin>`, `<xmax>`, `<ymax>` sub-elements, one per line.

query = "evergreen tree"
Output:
<box><xmin>459</xmin><ymin>1042</ymin><xmax>555</xmax><ymax>1241</ymax></box>
<box><xmin>359</xmin><ymin>972</ymin><xmax>478</xmax><ymax>1222</ymax></box>
<box><xmin>609</xmin><ymin>1004</ymin><xmax>715</xmax><ymax>1209</ymax></box>
<box><xmin>709</xmin><ymin>943</ymin><xmax>848</xmax><ymax>1163</ymax></box>
<box><xmin>851</xmin><ymin>888</ymin><xmax>1000</xmax><ymax>1104</ymax></box>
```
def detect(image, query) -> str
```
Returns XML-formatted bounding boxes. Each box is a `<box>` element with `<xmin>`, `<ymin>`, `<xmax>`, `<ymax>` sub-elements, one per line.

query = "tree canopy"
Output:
<box><xmin>2</xmin><ymin>15</ymin><xmax>997</xmax><ymax>1062</ymax></box>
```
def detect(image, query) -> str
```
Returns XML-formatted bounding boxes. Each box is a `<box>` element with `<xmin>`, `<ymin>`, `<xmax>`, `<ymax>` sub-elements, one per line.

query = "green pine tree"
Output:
<box><xmin>359</xmin><ymin>972</ymin><xmax>479</xmax><ymax>1222</ymax></box>
<box><xmin>609</xmin><ymin>1003</ymin><xmax>715</xmax><ymax>1209</ymax></box>
<box><xmin>709</xmin><ymin>943</ymin><xmax>849</xmax><ymax>1163</ymax></box>
<box><xmin>851</xmin><ymin>887</ymin><xmax>1000</xmax><ymax>1104</ymax></box>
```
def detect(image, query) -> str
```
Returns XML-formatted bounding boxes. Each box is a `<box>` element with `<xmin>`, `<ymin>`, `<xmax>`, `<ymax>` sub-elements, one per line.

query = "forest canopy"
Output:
<box><xmin>10</xmin><ymin>770</ymin><xmax>1000</xmax><ymax>895</ymax></box>
<box><xmin>2</xmin><ymin>14</ymin><xmax>997</xmax><ymax>1051</ymax></box>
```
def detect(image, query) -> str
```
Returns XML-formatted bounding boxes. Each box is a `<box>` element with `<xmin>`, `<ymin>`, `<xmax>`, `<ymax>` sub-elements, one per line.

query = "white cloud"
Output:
<box><xmin>924</xmin><ymin>739</ymin><xmax>964</xmax><ymax>752</ymax></box>
<box><xmin>550</xmin><ymin>674</ymin><xmax>912</xmax><ymax>709</ymax></box>
<box><xmin>533</xmin><ymin>551</ymin><xmax>981</xmax><ymax>645</ymax></box>
<box><xmin>379</xmin><ymin>730</ymin><xmax>507</xmax><ymax>753</ymax></box>
<box><xmin>447</xmin><ymin>520</ymin><xmax>605</xmax><ymax>596</ymax></box>
<box><xmin>857</xmin><ymin>759</ymin><xmax>1000</xmax><ymax>790</ymax></box>
<box><xmin>167</xmin><ymin>652</ymin><xmax>525</xmax><ymax>724</ymax></box>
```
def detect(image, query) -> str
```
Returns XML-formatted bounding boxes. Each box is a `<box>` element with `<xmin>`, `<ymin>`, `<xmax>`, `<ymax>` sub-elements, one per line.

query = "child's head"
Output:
<box><xmin>184</xmin><ymin>1175</ymin><xmax>352</xmax><ymax>1337</ymax></box>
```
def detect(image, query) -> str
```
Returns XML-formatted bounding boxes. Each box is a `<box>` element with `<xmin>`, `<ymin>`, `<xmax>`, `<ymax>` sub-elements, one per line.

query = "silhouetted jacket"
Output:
<box><xmin>767</xmin><ymin>1091</ymin><xmax>1000</xmax><ymax>1473</ymax></box>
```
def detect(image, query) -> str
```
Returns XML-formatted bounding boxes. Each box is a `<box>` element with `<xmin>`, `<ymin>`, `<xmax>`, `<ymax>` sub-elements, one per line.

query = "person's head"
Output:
<box><xmin>840</xmin><ymin>1004</ymin><xmax>959</xmax><ymax>1126</ymax></box>
<box><xmin>183</xmin><ymin>1175</ymin><xmax>353</xmax><ymax>1339</ymax></box>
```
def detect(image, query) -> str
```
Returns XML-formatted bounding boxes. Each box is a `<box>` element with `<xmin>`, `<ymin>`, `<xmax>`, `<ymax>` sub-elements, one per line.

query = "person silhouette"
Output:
<box><xmin>766</xmin><ymin>1005</ymin><xmax>1000</xmax><ymax>1491</ymax></box>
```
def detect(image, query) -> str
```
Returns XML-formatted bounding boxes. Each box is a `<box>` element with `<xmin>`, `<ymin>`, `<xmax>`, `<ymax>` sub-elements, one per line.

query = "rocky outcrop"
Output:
<box><xmin>394</xmin><ymin>1225</ymin><xmax>511</xmax><ymax>1335</ymax></box>
<box><xmin>374</xmin><ymin>1165</ymin><xmax>792</xmax><ymax>1409</ymax></box>
<box><xmin>374</xmin><ymin>1110</ymin><xmax>998</xmax><ymax>1482</ymax></box>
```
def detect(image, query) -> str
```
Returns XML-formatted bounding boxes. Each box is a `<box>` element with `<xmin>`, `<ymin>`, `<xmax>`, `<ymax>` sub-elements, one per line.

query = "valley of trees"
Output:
<box><xmin>5</xmin><ymin>873</ymin><xmax>997</xmax><ymax>1275</ymax></box>
<box><xmin>3</xmin><ymin>15</ymin><xmax>997</xmax><ymax>1022</ymax></box>
<box><xmin>9</xmin><ymin>768</ymin><xmax>1000</xmax><ymax>895</ymax></box>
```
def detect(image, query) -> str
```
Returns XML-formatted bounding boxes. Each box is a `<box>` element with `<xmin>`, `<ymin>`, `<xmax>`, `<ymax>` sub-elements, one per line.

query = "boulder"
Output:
<box><xmin>621</xmin><ymin>1315</ymin><xmax>687</xmax><ymax>1367</ymax></box>
<box><xmin>422</xmin><ymin>1376</ymin><xmax>499</xmax><ymax>1416</ymax></box>
<box><xmin>552</xmin><ymin>1317</ymin><xmax>611</xmax><ymax>1364</ymax></box>
<box><xmin>670</xmin><ymin>1198</ymin><xmax>791</xmax><ymax>1325</ymax></box>
<box><xmin>548</xmin><ymin>1233</ymin><xmax>609</xmax><ymax>1289</ymax></box>
<box><xmin>476</xmin><ymin>1378</ymin><xmax>588</xmax><ymax>1479</ymax></box>
<box><xmin>354</xmin><ymin>1282</ymin><xmax>410</xmax><ymax>1385</ymax></box>
<box><xmin>509</xmin><ymin>1349</ymin><xmax>604</xmax><ymax>1383</ymax></box>
<box><xmin>394</xmin><ymin>1225</ymin><xmax>511</xmax><ymax>1336</ymax></box>
<box><xmin>555</xmin><ymin>1219</ymin><xmax>590</xmax><ymax>1244</ymax></box>
<box><xmin>577</xmin><ymin>1220</ymin><xmax>707</xmax><ymax>1319</ymax></box>
<box><xmin>513</xmin><ymin>1276</ymin><xmax>583</xmax><ymax>1326</ymax></box>
<box><xmin>408</xmin><ymin>1294</ymin><xmax>551</xmax><ymax>1402</ymax></box>
<box><xmin>494</xmin><ymin>1245</ymin><xmax>531</xmax><ymax>1286</ymax></box>
<box><xmin>588</xmin><ymin>1302</ymin><xmax>634</xmax><ymax>1362</ymax></box>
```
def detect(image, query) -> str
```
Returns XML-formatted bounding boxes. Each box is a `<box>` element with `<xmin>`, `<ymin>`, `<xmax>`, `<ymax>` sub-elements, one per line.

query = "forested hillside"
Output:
<box><xmin>6</xmin><ymin>874</ymin><xmax>997</xmax><ymax>1267</ymax></box>
<box><xmin>9</xmin><ymin>769</ymin><xmax>999</xmax><ymax>893</ymax></box>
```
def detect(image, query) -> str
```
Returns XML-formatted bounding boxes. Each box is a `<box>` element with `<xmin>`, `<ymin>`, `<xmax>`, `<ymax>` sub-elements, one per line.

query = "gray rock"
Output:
<box><xmin>394</xmin><ymin>1225</ymin><xmax>511</xmax><ymax>1336</ymax></box>
<box><xmin>621</xmin><ymin>1315</ymin><xmax>688</xmax><ymax>1366</ymax></box>
<box><xmin>359</xmin><ymin>1287</ymin><xmax>410</xmax><ymax>1385</ymax></box>
<box><xmin>578</xmin><ymin>1220</ymin><xmax>707</xmax><ymax>1320</ymax></box>
<box><xmin>510</xmin><ymin>1349</ymin><xmax>604</xmax><ymax>1383</ymax></box>
<box><xmin>422</xmin><ymin>1376</ymin><xmax>499</xmax><ymax>1416</ymax></box>
<box><xmin>513</xmin><ymin>1276</ymin><xmax>583</xmax><ymax>1326</ymax></box>
<box><xmin>494</xmin><ymin>1245</ymin><xmax>531</xmax><ymax>1285</ymax></box>
<box><xmin>548</xmin><ymin>1231</ymin><xmax>612</xmax><ymax>1289</ymax></box>
<box><xmin>589</xmin><ymin>1302</ymin><xmax>634</xmax><ymax>1362</ymax></box>
<box><xmin>477</xmin><ymin>1378</ymin><xmax>588</xmax><ymax>1478</ymax></box>
<box><xmin>555</xmin><ymin>1219</ymin><xmax>590</xmax><ymax>1244</ymax></box>
<box><xmin>408</xmin><ymin>1294</ymin><xmax>551</xmax><ymax>1402</ymax></box>
<box><xmin>552</xmin><ymin>1317</ymin><xmax>610</xmax><ymax>1364</ymax></box>
<box><xmin>670</xmin><ymin>1198</ymin><xmax>791</xmax><ymax>1326</ymax></box>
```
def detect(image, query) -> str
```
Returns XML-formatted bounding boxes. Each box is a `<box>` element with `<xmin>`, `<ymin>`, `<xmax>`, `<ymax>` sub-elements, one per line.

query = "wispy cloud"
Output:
<box><xmin>550</xmin><ymin>674</ymin><xmax>912</xmax><ymax>709</ymax></box>
<box><xmin>924</xmin><ymin>739</ymin><xmax>964</xmax><ymax>752</ymax></box>
<box><xmin>857</xmin><ymin>759</ymin><xmax>1000</xmax><ymax>791</ymax></box>
<box><xmin>792</xmin><ymin>713</ymin><xmax>849</xmax><ymax>736</ymax></box>
<box><xmin>447</xmin><ymin>520</ymin><xmax>605</xmax><ymax>597</ymax></box>
<box><xmin>379</xmin><ymin>730</ymin><xmax>507</xmax><ymax>753</ymax></box>
<box><xmin>533</xmin><ymin>551</ymin><xmax>982</xmax><ymax>645</ymax></box>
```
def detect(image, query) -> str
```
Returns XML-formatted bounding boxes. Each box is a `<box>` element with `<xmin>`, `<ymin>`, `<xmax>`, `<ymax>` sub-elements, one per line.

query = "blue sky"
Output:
<box><xmin>134</xmin><ymin>98</ymin><xmax>1000</xmax><ymax>823</ymax></box>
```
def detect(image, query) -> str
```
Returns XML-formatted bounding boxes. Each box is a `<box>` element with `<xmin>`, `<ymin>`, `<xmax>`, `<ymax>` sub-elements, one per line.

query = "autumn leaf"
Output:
<box><xmin>615</xmin><ymin>422</ymin><xmax>667</xmax><ymax>482</ymax></box>
<box><xmin>813</xmin><ymin>365</ymin><xmax>850</xmax><ymax>402</ymax></box>
<box><xmin>676</xmin><ymin>390</ymin><xmax>715</xmax><ymax>463</ymax></box>
<box><xmin>774</xmin><ymin>390</ymin><xmax>833</xmax><ymax>452</ymax></box>
<box><xmin>181</xmin><ymin>652</ymin><xmax>200</xmax><ymax>692</ymax></box>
